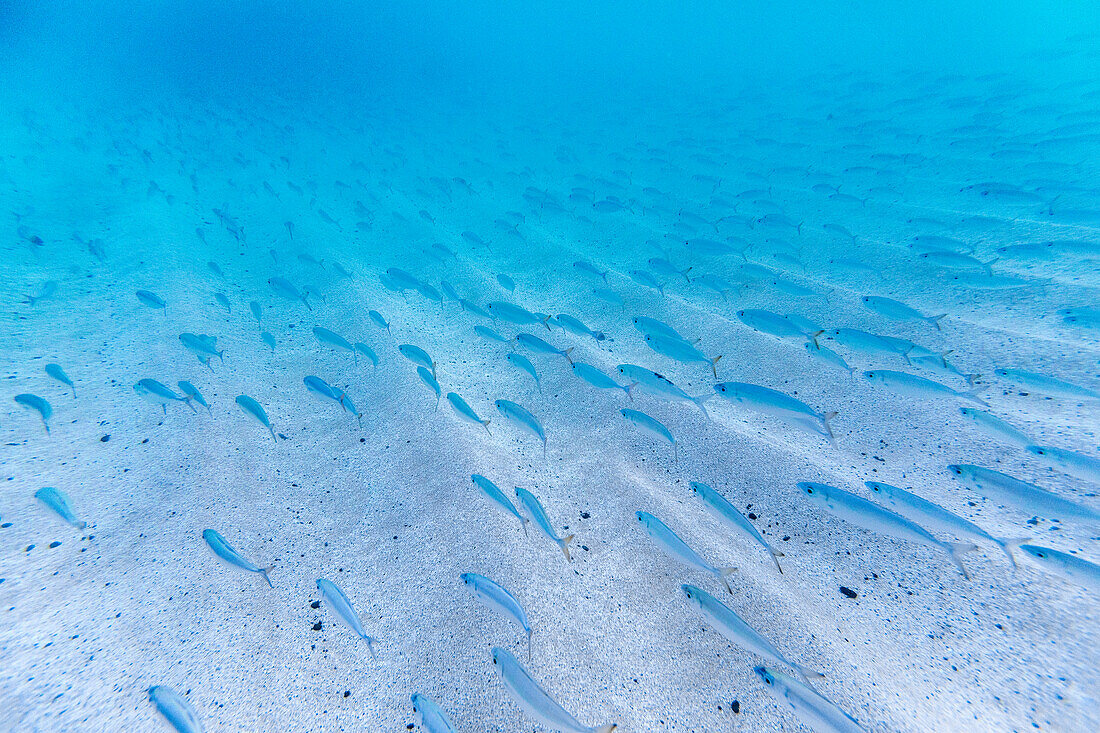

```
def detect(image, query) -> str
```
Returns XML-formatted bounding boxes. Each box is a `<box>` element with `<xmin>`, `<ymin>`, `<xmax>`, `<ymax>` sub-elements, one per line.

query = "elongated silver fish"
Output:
<box><xmin>572</xmin><ymin>362</ymin><xmax>630</xmax><ymax>396</ymax></box>
<box><xmin>636</xmin><ymin>511</ymin><xmax>736</xmax><ymax>592</ymax></box>
<box><xmin>864</xmin><ymin>370</ymin><xmax>986</xmax><ymax>406</ymax></box>
<box><xmin>1019</xmin><ymin>545</ymin><xmax>1100</xmax><ymax>593</ymax></box>
<box><xmin>35</xmin><ymin>487</ymin><xmax>86</xmax><ymax>530</ymax></box>
<box><xmin>316</xmin><ymin>578</ymin><xmax>377</xmax><ymax>656</ymax></box>
<box><xmin>15</xmin><ymin>393</ymin><xmax>53</xmax><ymax>432</ymax></box>
<box><xmin>136</xmin><ymin>289</ymin><xmax>167</xmax><ymax>311</ymax></box>
<box><xmin>861</xmin><ymin>296</ymin><xmax>946</xmax><ymax>329</ymax></box>
<box><xmin>516</xmin><ymin>487</ymin><xmax>573</xmax><ymax>561</ymax></box>
<box><xmin>682</xmin><ymin>585</ymin><xmax>821</xmax><ymax>683</ymax></box>
<box><xmin>1026</xmin><ymin>445</ymin><xmax>1100</xmax><ymax>484</ymax></box>
<box><xmin>491</xmin><ymin>647</ymin><xmax>616</xmax><ymax>733</ymax></box>
<box><xmin>618</xmin><ymin>365</ymin><xmax>709</xmax><ymax>418</ymax></box>
<box><xmin>462</xmin><ymin>572</ymin><xmax>532</xmax><ymax>658</ymax></box>
<box><xmin>643</xmin><ymin>334</ymin><xmax>721</xmax><ymax>378</ymax></box>
<box><xmin>235</xmin><ymin>395</ymin><xmax>276</xmax><ymax>441</ymax></box>
<box><xmin>620</xmin><ymin>408</ymin><xmax>677</xmax><ymax>461</ymax></box>
<box><xmin>690</xmin><ymin>482</ymin><xmax>783</xmax><ymax>573</ymax></box>
<box><xmin>471</xmin><ymin>474</ymin><xmax>529</xmax><ymax>535</ymax></box>
<box><xmin>202</xmin><ymin>529</ymin><xmax>273</xmax><ymax>587</ymax></box>
<box><xmin>495</xmin><ymin>399</ymin><xmax>546</xmax><ymax>450</ymax></box>
<box><xmin>399</xmin><ymin>344</ymin><xmax>436</xmax><ymax>377</ymax></box>
<box><xmin>417</xmin><ymin>366</ymin><xmax>441</xmax><ymax>407</ymax></box>
<box><xmin>45</xmin><ymin>363</ymin><xmax>75</xmax><ymax>397</ymax></box>
<box><xmin>798</xmin><ymin>482</ymin><xmax>976</xmax><ymax>578</ymax></box>
<box><xmin>948</xmin><ymin>464</ymin><xmax>1100</xmax><ymax>526</ymax></box>
<box><xmin>714</xmin><ymin>382</ymin><xmax>835</xmax><ymax>444</ymax></box>
<box><xmin>865</xmin><ymin>481</ymin><xmax>1026</xmax><ymax>567</ymax></box>
<box><xmin>149</xmin><ymin>686</ymin><xmax>204</xmax><ymax>733</ymax></box>
<box><xmin>448</xmin><ymin>393</ymin><xmax>491</xmax><ymax>434</ymax></box>
<box><xmin>411</xmin><ymin>694</ymin><xmax>458</xmax><ymax>733</ymax></box>
<box><xmin>958</xmin><ymin>407</ymin><xmax>1031</xmax><ymax>448</ymax></box>
<box><xmin>756</xmin><ymin>666</ymin><xmax>865</xmax><ymax>733</ymax></box>
<box><xmin>134</xmin><ymin>380</ymin><xmax>191</xmax><ymax>414</ymax></box>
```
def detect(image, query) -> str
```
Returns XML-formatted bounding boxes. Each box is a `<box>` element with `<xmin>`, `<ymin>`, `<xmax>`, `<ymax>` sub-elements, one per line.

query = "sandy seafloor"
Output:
<box><xmin>1</xmin><ymin>70</ymin><xmax>1099</xmax><ymax>733</ymax></box>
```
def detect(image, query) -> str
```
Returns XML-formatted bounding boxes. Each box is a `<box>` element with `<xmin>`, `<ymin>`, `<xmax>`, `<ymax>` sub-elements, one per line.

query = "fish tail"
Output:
<box><xmin>595</xmin><ymin>726</ymin><xmax>617</xmax><ymax>733</ymax></box>
<box><xmin>930</xmin><ymin>314</ymin><xmax>948</xmax><ymax>330</ymax></box>
<box><xmin>809</xmin><ymin>329</ymin><xmax>824</xmax><ymax>348</ymax></box>
<box><xmin>519</xmin><ymin>516</ymin><xmax>529</xmax><ymax>537</ymax></box>
<box><xmin>183</xmin><ymin>396</ymin><xmax>198</xmax><ymax>413</ymax></box>
<box><xmin>769</xmin><ymin>547</ymin><xmax>785</xmax><ymax>574</ymax></box>
<box><xmin>822</xmin><ymin>411</ymin><xmax>838</xmax><ymax>446</ymax></box>
<box><xmin>964</xmin><ymin>391</ymin><xmax>990</xmax><ymax>408</ymax></box>
<box><xmin>709</xmin><ymin>354</ymin><xmax>722</xmax><ymax>379</ymax></box>
<box><xmin>76</xmin><ymin>520</ymin><xmax>88</xmax><ymax>531</ymax></box>
<box><xmin>563</xmin><ymin>346</ymin><xmax>575</xmax><ymax>365</ymax></box>
<box><xmin>681</xmin><ymin>266</ymin><xmax>693</xmax><ymax>282</ymax></box>
<box><xmin>796</xmin><ymin>665</ymin><xmax>825</xmax><ymax>683</ymax></box>
<box><xmin>541</xmin><ymin>314</ymin><xmax>553</xmax><ymax>331</ymax></box>
<box><xmin>260</xmin><ymin>566</ymin><xmax>274</xmax><ymax>588</ymax></box>
<box><xmin>997</xmin><ymin>537</ymin><xmax>1031</xmax><ymax>569</ymax></box>
<box><xmin>718</xmin><ymin>567</ymin><xmax>738</xmax><ymax>594</ymax></box>
<box><xmin>365</xmin><ymin>636</ymin><xmax>378</xmax><ymax>660</ymax></box>
<box><xmin>268</xmin><ymin>425</ymin><xmax>277</xmax><ymax>442</ymax></box>
<box><xmin>302</xmin><ymin>296</ymin><xmax>312</xmax><ymax>311</ymax></box>
<box><xmin>693</xmin><ymin>395</ymin><xmax>711</xmax><ymax>421</ymax></box>
<box><xmin>948</xmin><ymin>542</ymin><xmax>979</xmax><ymax>579</ymax></box>
<box><xmin>527</xmin><ymin>629</ymin><xmax>533</xmax><ymax>662</ymax></box>
<box><xmin>559</xmin><ymin>534</ymin><xmax>575</xmax><ymax>562</ymax></box>
<box><xmin>482</xmin><ymin>419</ymin><xmax>492</xmax><ymax>436</ymax></box>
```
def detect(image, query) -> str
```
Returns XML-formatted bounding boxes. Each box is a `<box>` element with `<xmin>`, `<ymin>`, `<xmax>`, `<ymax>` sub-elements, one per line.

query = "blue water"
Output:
<box><xmin>3</xmin><ymin>3</ymin><xmax>1100</xmax><ymax>731</ymax></box>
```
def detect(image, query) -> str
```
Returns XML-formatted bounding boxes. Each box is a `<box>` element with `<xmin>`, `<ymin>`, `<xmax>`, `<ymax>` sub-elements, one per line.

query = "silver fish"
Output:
<box><xmin>491</xmin><ymin>647</ymin><xmax>616</xmax><ymax>733</ymax></box>
<box><xmin>636</xmin><ymin>511</ymin><xmax>736</xmax><ymax>592</ymax></box>
<box><xmin>202</xmin><ymin>529</ymin><xmax>272</xmax><ymax>587</ymax></box>
<box><xmin>316</xmin><ymin>578</ymin><xmax>377</xmax><ymax>656</ymax></box>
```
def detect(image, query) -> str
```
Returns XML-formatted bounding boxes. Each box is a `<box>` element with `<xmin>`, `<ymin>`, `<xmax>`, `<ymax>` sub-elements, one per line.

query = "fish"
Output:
<box><xmin>134</xmin><ymin>380</ymin><xmax>192</xmax><ymax>414</ymax></box>
<box><xmin>648</xmin><ymin>257</ymin><xmax>692</xmax><ymax>281</ymax></box>
<box><xmin>993</xmin><ymin>368</ymin><xmax>1100</xmax><ymax>400</ymax></box>
<box><xmin>268</xmin><ymin>276</ymin><xmax>311</xmax><ymax>309</ymax></box>
<box><xmin>861</xmin><ymin>296</ymin><xmax>946</xmax><ymax>329</ymax></box>
<box><xmin>214</xmin><ymin>292</ymin><xmax>231</xmax><ymax>313</ymax></box>
<box><xmin>487</xmin><ymin>300</ymin><xmax>550</xmax><ymax>329</ymax></box>
<box><xmin>148</xmin><ymin>686</ymin><xmax>204</xmax><ymax>733</ymax></box>
<box><xmin>756</xmin><ymin>666</ymin><xmax>865</xmax><ymax>733</ymax></box>
<box><xmin>682</xmin><ymin>585</ymin><xmax>821</xmax><ymax>683</ymax></box>
<box><xmin>507</xmin><ymin>353</ymin><xmax>541</xmax><ymax>392</ymax></box>
<box><xmin>949</xmin><ymin>464</ymin><xmax>1100</xmax><ymax>525</ymax></box>
<box><xmin>491</xmin><ymin>647</ymin><xmax>616</xmax><ymax>733</ymax></box>
<box><xmin>804</xmin><ymin>341</ymin><xmax>855</xmax><ymax>376</ymax></box>
<box><xmin>313</xmin><ymin>326</ymin><xmax>354</xmax><ymax>355</ymax></box>
<box><xmin>447</xmin><ymin>392</ymin><xmax>491</xmax><ymax>434</ymax></box>
<box><xmin>643</xmin><ymin>334</ymin><xmax>722</xmax><ymax>378</ymax></box>
<box><xmin>202</xmin><ymin>529</ymin><xmax>273</xmax><ymax>587</ymax></box>
<box><xmin>411</xmin><ymin>694</ymin><xmax>458</xmax><ymax>733</ymax></box>
<box><xmin>354</xmin><ymin>342</ymin><xmax>379</xmax><ymax>368</ymax></box>
<box><xmin>498</xmin><ymin>273</ymin><xmax>516</xmax><ymax>292</ymax></box>
<box><xmin>736</xmin><ymin>309</ymin><xmax>810</xmax><ymax>341</ymax></box>
<box><xmin>573</xmin><ymin>260</ymin><xmax>609</xmax><ymax>282</ymax></box>
<box><xmin>369</xmin><ymin>310</ymin><xmax>390</xmax><ymax>332</ymax></box>
<box><xmin>136</xmin><ymin>289</ymin><xmax>167</xmax><ymax>311</ymax></box>
<box><xmin>461</xmin><ymin>572</ymin><xmax>532</xmax><ymax>658</ymax></box>
<box><xmin>636</xmin><ymin>511</ymin><xmax>736</xmax><ymax>592</ymax></box>
<box><xmin>461</xmin><ymin>299</ymin><xmax>493</xmax><ymax>319</ymax></box>
<box><xmin>628</xmin><ymin>269</ymin><xmax>665</xmax><ymax>294</ymax></box>
<box><xmin>620</xmin><ymin>408</ymin><xmax>677</xmax><ymax>461</ymax></box>
<box><xmin>179</xmin><ymin>333</ymin><xmax>224</xmax><ymax>368</ymax></box>
<box><xmin>249</xmin><ymin>300</ymin><xmax>263</xmax><ymax>325</ymax></box>
<box><xmin>516</xmin><ymin>487</ymin><xmax>573</xmax><ymax>561</ymax></box>
<box><xmin>476</xmin><ymin>325</ymin><xmax>510</xmax><ymax>343</ymax></box>
<box><xmin>261</xmin><ymin>332</ymin><xmax>277</xmax><ymax>351</ymax></box>
<box><xmin>592</xmin><ymin>287</ymin><xmax>625</xmax><ymax>309</ymax></box>
<box><xmin>958</xmin><ymin>408</ymin><xmax>1031</xmax><ymax>448</ymax></box>
<box><xmin>495</xmin><ymin>399</ymin><xmax>546</xmax><ymax>450</ymax></box>
<box><xmin>1019</xmin><ymin>545</ymin><xmax>1100</xmax><ymax>593</ymax></box>
<box><xmin>34</xmin><ymin>487</ymin><xmax>86</xmax><ymax>530</ymax></box>
<box><xmin>617</xmin><ymin>365</ymin><xmax>709</xmax><ymax>418</ymax></box>
<box><xmin>516</xmin><ymin>333</ymin><xmax>574</xmax><ymax>364</ymax></box>
<box><xmin>177</xmin><ymin>381</ymin><xmax>210</xmax><ymax>414</ymax></box>
<box><xmin>45</xmin><ymin>363</ymin><xmax>75</xmax><ymax>397</ymax></box>
<box><xmin>689</xmin><ymin>481</ymin><xmax>783</xmax><ymax>573</ymax></box>
<box><xmin>827</xmin><ymin>328</ymin><xmax>915</xmax><ymax>362</ymax></box>
<box><xmin>865</xmin><ymin>481</ymin><xmax>1026</xmax><ymax>567</ymax></box>
<box><xmin>1027</xmin><ymin>445</ymin><xmax>1100</xmax><ymax>484</ymax></box>
<box><xmin>235</xmin><ymin>395</ymin><xmax>276</xmax><ymax>441</ymax></box>
<box><xmin>471</xmin><ymin>474</ymin><xmax>529</xmax><ymax>535</ymax></box>
<box><xmin>797</xmin><ymin>482</ymin><xmax>976</xmax><ymax>578</ymax></box>
<box><xmin>863</xmin><ymin>370</ymin><xmax>987</xmax><ymax>406</ymax></box>
<box><xmin>632</xmin><ymin>315</ymin><xmax>688</xmax><ymax>341</ymax></box>
<box><xmin>24</xmin><ymin>280</ymin><xmax>59</xmax><ymax>306</ymax></box>
<box><xmin>399</xmin><ymin>344</ymin><xmax>436</xmax><ymax>377</ymax></box>
<box><xmin>416</xmin><ymin>367</ymin><xmax>441</xmax><ymax>407</ymax></box>
<box><xmin>572</xmin><ymin>362</ymin><xmax>631</xmax><ymax>397</ymax></box>
<box><xmin>555</xmin><ymin>313</ymin><xmax>605</xmax><ymax>341</ymax></box>
<box><xmin>315</xmin><ymin>578</ymin><xmax>377</xmax><ymax>656</ymax></box>
<box><xmin>714</xmin><ymin>382</ymin><xmax>835</xmax><ymax>444</ymax></box>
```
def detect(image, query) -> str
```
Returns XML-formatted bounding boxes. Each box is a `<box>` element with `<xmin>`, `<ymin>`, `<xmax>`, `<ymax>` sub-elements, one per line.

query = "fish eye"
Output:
<box><xmin>1036</xmin><ymin>552</ymin><xmax>1045</xmax><ymax>558</ymax></box>
<box><xmin>805</xmin><ymin>487</ymin><xmax>813</xmax><ymax>494</ymax></box>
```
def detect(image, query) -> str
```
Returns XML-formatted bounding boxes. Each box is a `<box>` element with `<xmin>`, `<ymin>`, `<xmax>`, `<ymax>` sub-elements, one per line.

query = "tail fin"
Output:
<box><xmin>595</xmin><ymin>726</ymin><xmax>617</xmax><ymax>733</ymax></box>
<box><xmin>260</xmin><ymin>566</ymin><xmax>274</xmax><ymax>588</ymax></box>
<box><xmin>559</xmin><ymin>534</ymin><xmax>575</xmax><ymax>562</ymax></box>
<box><xmin>365</xmin><ymin>636</ymin><xmax>378</xmax><ymax>661</ymax></box>
<box><xmin>709</xmin><ymin>354</ymin><xmax>723</xmax><ymax>379</ymax></box>
<box><xmin>964</xmin><ymin>391</ymin><xmax>990</xmax><ymax>408</ymax></box>
<box><xmin>769</xmin><ymin>547</ymin><xmax>785</xmax><ymax>574</ymax></box>
<box><xmin>718</xmin><ymin>566</ymin><xmax>739</xmax><ymax>594</ymax></box>
<box><xmin>482</xmin><ymin>419</ymin><xmax>492</xmax><ymax>436</ymax></box>
<box><xmin>809</xmin><ymin>330</ymin><xmax>824</xmax><ymax>348</ymax></box>
<box><xmin>562</xmin><ymin>347</ymin><xmax>575</xmax><ymax>366</ymax></box>
<box><xmin>796</xmin><ymin>665</ymin><xmax>825</xmax><ymax>685</ymax></box>
<box><xmin>822</xmin><ymin>411</ymin><xmax>838</xmax><ymax>446</ymax></box>
<box><xmin>947</xmin><ymin>542</ymin><xmax>979</xmax><ymax>580</ymax></box>
<box><xmin>930</xmin><ymin>314</ymin><xmax>948</xmax><ymax>330</ymax></box>
<box><xmin>693</xmin><ymin>394</ymin><xmax>712</xmax><ymax>422</ymax></box>
<box><xmin>996</xmin><ymin>537</ymin><xmax>1030</xmax><ymax>569</ymax></box>
<box><xmin>518</xmin><ymin>516</ymin><xmax>530</xmax><ymax>538</ymax></box>
<box><xmin>681</xmin><ymin>266</ymin><xmax>693</xmax><ymax>282</ymax></box>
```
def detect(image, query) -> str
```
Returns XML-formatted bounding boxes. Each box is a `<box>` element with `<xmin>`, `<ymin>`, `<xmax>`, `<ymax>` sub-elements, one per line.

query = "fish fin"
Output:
<box><xmin>693</xmin><ymin>395</ymin><xmax>712</xmax><ymax>421</ymax></box>
<box><xmin>947</xmin><ymin>542</ymin><xmax>979</xmax><ymax>579</ymax></box>
<box><xmin>797</xmin><ymin>665</ymin><xmax>825</xmax><ymax>682</ymax></box>
<box><xmin>559</xmin><ymin>534</ymin><xmax>575</xmax><ymax>562</ymax></box>
<box><xmin>964</xmin><ymin>391</ymin><xmax>990</xmax><ymax>408</ymax></box>
<box><xmin>520</xmin><ymin>517</ymin><xmax>529</xmax><ymax>537</ymax></box>
<box><xmin>719</xmin><ymin>567</ymin><xmax>738</xmax><ymax>593</ymax></box>
<box><xmin>365</xmin><ymin>636</ymin><xmax>378</xmax><ymax>660</ymax></box>
<box><xmin>268</xmin><ymin>426</ymin><xmax>278</xmax><ymax>442</ymax></box>
<box><xmin>76</xmin><ymin>520</ymin><xmax>88</xmax><ymax>531</ymax></box>
<box><xmin>770</xmin><ymin>548</ymin><xmax>785</xmax><ymax>574</ymax></box>
<box><xmin>595</xmin><ymin>726</ymin><xmax>617</xmax><ymax>733</ymax></box>
<box><xmin>809</xmin><ymin>329</ymin><xmax>824</xmax><ymax>348</ymax></box>
<box><xmin>681</xmin><ymin>266</ymin><xmax>693</xmax><ymax>282</ymax></box>
<box><xmin>997</xmin><ymin>537</ymin><xmax>1030</xmax><ymax>569</ymax></box>
<box><xmin>822</xmin><ymin>411</ymin><xmax>838</xmax><ymax>446</ymax></box>
<box><xmin>260</xmin><ymin>566</ymin><xmax>274</xmax><ymax>588</ymax></box>
<box><xmin>482</xmin><ymin>419</ymin><xmax>492</xmax><ymax>436</ymax></box>
<box><xmin>709</xmin><ymin>354</ymin><xmax>723</xmax><ymax>379</ymax></box>
<box><xmin>563</xmin><ymin>346</ymin><xmax>575</xmax><ymax>365</ymax></box>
